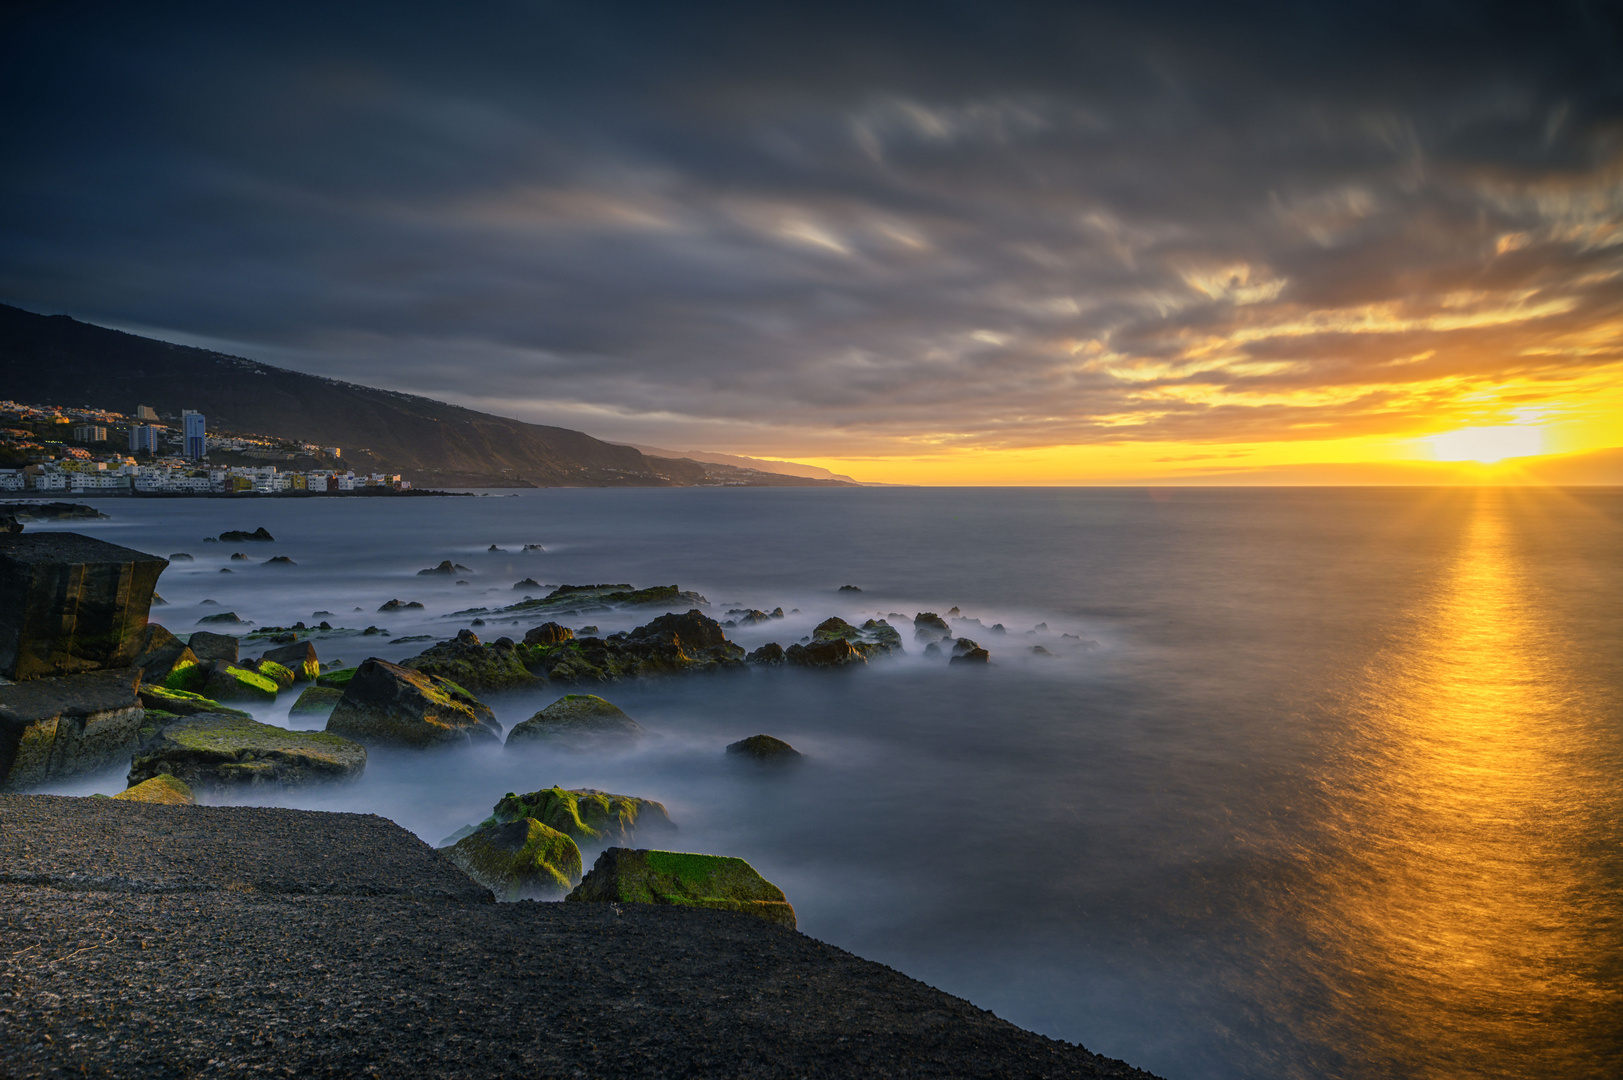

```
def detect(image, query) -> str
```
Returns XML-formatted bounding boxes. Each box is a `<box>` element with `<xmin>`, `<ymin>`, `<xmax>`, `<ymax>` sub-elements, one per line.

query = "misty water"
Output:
<box><xmin>31</xmin><ymin>486</ymin><xmax>1623</xmax><ymax>1080</ymax></box>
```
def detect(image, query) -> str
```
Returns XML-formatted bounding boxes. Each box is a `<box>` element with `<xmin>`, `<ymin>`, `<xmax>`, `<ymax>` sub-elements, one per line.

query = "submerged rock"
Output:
<box><xmin>506</xmin><ymin>694</ymin><xmax>644</xmax><ymax>747</ymax></box>
<box><xmin>400</xmin><ymin>629</ymin><xmax>536</xmax><ymax>693</ymax></box>
<box><xmin>566</xmin><ymin>848</ymin><xmax>796</xmax><ymax>928</ymax></box>
<box><xmin>0</xmin><ymin>667</ymin><xmax>144</xmax><ymax>790</ymax></box>
<box><xmin>445</xmin><ymin>818</ymin><xmax>581</xmax><ymax>901</ymax></box>
<box><xmin>726</xmin><ymin>734</ymin><xmax>801</xmax><ymax>761</ymax></box>
<box><xmin>112</xmin><ymin>772</ymin><xmax>195</xmax><ymax>805</ymax></box>
<box><xmin>487</xmin><ymin>786</ymin><xmax>674</xmax><ymax>846</ymax></box>
<box><xmin>263</xmin><ymin>556</ymin><xmax>296</xmax><ymax>567</ymax></box>
<box><xmin>513</xmin><ymin>578</ymin><xmax>542</xmax><ymax>590</ymax></box>
<box><xmin>326</xmin><ymin>657</ymin><xmax>501</xmax><ymax>748</ymax></box>
<box><xmin>288</xmin><ymin>685</ymin><xmax>344</xmax><ymax>718</ymax></box>
<box><xmin>196</xmin><ymin>612</ymin><xmax>251</xmax><ymax>626</ymax></box>
<box><xmin>377</xmin><ymin>599</ymin><xmax>425</xmax><ymax>612</ymax></box>
<box><xmin>218</xmin><ymin>527</ymin><xmax>274</xmax><ymax>542</ymax></box>
<box><xmin>0</xmin><ymin>532</ymin><xmax>168</xmax><ymax>680</ymax></box>
<box><xmin>130</xmin><ymin>711</ymin><xmax>366</xmax><ymax>790</ymax></box>
<box><xmin>838</xmin><ymin>585</ymin><xmax>863</xmax><ymax>593</ymax></box>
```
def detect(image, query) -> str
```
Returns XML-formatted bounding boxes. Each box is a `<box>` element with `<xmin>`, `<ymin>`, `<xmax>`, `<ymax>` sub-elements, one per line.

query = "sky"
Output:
<box><xmin>3</xmin><ymin>0</ymin><xmax>1621</xmax><ymax>483</ymax></box>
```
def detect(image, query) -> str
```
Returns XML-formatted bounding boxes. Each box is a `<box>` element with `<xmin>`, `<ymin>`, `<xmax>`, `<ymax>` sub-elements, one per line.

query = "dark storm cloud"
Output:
<box><xmin>3</xmin><ymin>0</ymin><xmax>1620</xmax><ymax>453</ymax></box>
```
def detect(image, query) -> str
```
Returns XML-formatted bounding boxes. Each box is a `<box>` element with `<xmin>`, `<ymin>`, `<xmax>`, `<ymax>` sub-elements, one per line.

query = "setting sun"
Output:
<box><xmin>1428</xmin><ymin>425</ymin><xmax>1546</xmax><ymax>464</ymax></box>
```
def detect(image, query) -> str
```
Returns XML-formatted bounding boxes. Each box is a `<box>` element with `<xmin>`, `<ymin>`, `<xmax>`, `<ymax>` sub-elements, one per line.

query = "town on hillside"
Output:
<box><xmin>0</xmin><ymin>399</ymin><xmax>411</xmax><ymax>495</ymax></box>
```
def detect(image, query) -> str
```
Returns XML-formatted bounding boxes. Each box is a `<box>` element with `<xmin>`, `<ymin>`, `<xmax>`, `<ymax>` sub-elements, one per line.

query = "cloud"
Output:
<box><xmin>1</xmin><ymin>0</ymin><xmax>1620</xmax><ymax>457</ymax></box>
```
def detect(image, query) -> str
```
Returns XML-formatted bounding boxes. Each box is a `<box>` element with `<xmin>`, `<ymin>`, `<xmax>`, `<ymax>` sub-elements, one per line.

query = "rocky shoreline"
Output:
<box><xmin>0</xmin><ymin>795</ymin><xmax>1162</xmax><ymax>1079</ymax></box>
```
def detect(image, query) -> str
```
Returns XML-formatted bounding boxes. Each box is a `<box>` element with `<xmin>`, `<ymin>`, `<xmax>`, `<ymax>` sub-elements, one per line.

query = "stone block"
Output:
<box><xmin>0</xmin><ymin>667</ymin><xmax>144</xmax><ymax>790</ymax></box>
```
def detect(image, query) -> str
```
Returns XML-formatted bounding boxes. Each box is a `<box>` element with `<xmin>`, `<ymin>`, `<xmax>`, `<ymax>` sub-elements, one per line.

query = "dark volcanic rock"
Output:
<box><xmin>513</xmin><ymin>577</ymin><xmax>542</xmax><ymax>590</ymax></box>
<box><xmin>196</xmin><ymin>611</ymin><xmax>251</xmax><ymax>626</ymax></box>
<box><xmin>486</xmin><ymin>786</ymin><xmax>675</xmax><ymax>846</ymax></box>
<box><xmin>326</xmin><ymin>657</ymin><xmax>501</xmax><ymax>748</ymax></box>
<box><xmin>400</xmin><ymin>629</ymin><xmax>536</xmax><ymax>692</ymax></box>
<box><xmin>567</xmin><ymin>847</ymin><xmax>797</xmax><ymax>928</ymax></box>
<box><xmin>260</xmin><ymin>639</ymin><xmax>320</xmax><ymax>682</ymax></box>
<box><xmin>418</xmin><ymin>560</ymin><xmax>458</xmax><ymax>576</ymax></box>
<box><xmin>785</xmin><ymin>638</ymin><xmax>866</xmax><ymax>668</ymax></box>
<box><xmin>0</xmin><ymin>667</ymin><xmax>144</xmax><ymax>790</ymax></box>
<box><xmin>263</xmin><ymin>555</ymin><xmax>296</xmax><ymax>567</ymax></box>
<box><xmin>0</xmin><ymin>532</ymin><xmax>168</xmax><ymax>681</ymax></box>
<box><xmin>522</xmin><ymin>621</ymin><xmax>573</xmax><ymax>647</ymax></box>
<box><xmin>218</xmin><ymin>527</ymin><xmax>274</xmax><ymax>542</ymax></box>
<box><xmin>111</xmin><ymin>773</ymin><xmax>195</xmax><ymax>805</ymax></box>
<box><xmin>229</xmin><ymin>552</ymin><xmax>250</xmax><ymax>562</ymax></box>
<box><xmin>838</xmin><ymin>584</ymin><xmax>862</xmax><ymax>593</ymax></box>
<box><xmin>288</xmin><ymin>685</ymin><xmax>344</xmax><ymax>718</ymax></box>
<box><xmin>131</xmin><ymin>624</ymin><xmax>201</xmax><ymax>688</ymax></box>
<box><xmin>726</xmin><ymin>734</ymin><xmax>802</xmax><ymax>761</ymax></box>
<box><xmin>812</xmin><ymin>616</ymin><xmax>903</xmax><ymax>657</ymax></box>
<box><xmin>136</xmin><ymin>685</ymin><xmax>252</xmax><ymax>720</ymax></box>
<box><xmin>186</xmin><ymin>630</ymin><xmax>239</xmax><ymax>664</ymax></box>
<box><xmin>746</xmin><ymin>642</ymin><xmax>786</xmax><ymax>664</ymax></box>
<box><xmin>129</xmin><ymin>711</ymin><xmax>365</xmax><ymax>790</ymax></box>
<box><xmin>914</xmin><ymin>612</ymin><xmax>952</xmax><ymax>642</ymax></box>
<box><xmin>525</xmin><ymin>610</ymin><xmax>745</xmax><ymax>684</ymax></box>
<box><xmin>444</xmin><ymin>818</ymin><xmax>582</xmax><ymax>900</ymax></box>
<box><xmin>506</xmin><ymin>694</ymin><xmax>644</xmax><ymax>748</ymax></box>
<box><xmin>198</xmin><ymin>660</ymin><xmax>280</xmax><ymax>703</ymax></box>
<box><xmin>378</xmin><ymin>599</ymin><xmax>425</xmax><ymax>612</ymax></box>
<box><xmin>951</xmin><ymin>648</ymin><xmax>991</xmax><ymax>665</ymax></box>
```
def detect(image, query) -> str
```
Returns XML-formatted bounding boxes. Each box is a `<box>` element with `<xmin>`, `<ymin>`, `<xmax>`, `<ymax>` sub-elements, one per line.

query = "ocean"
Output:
<box><xmin>29</xmin><ymin>486</ymin><xmax>1623</xmax><ymax>1080</ymax></box>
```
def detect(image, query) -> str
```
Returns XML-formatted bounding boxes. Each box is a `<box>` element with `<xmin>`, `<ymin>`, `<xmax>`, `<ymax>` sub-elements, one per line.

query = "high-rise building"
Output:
<box><xmin>129</xmin><ymin>425</ymin><xmax>159</xmax><ymax>454</ymax></box>
<box><xmin>136</xmin><ymin>405</ymin><xmax>160</xmax><ymax>422</ymax></box>
<box><xmin>70</xmin><ymin>424</ymin><xmax>108</xmax><ymax>443</ymax></box>
<box><xmin>182</xmin><ymin>410</ymin><xmax>206</xmax><ymax>459</ymax></box>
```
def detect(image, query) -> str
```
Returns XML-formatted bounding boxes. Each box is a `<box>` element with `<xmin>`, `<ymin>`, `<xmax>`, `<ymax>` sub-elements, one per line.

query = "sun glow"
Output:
<box><xmin>1427</xmin><ymin>425</ymin><xmax>1545</xmax><ymax>464</ymax></box>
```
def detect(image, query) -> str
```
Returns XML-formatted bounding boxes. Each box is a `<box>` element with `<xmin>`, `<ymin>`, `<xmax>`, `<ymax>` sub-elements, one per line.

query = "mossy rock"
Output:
<box><xmin>325</xmin><ymin>657</ymin><xmax>501</xmax><ymax>748</ymax></box>
<box><xmin>566</xmin><ymin>848</ymin><xmax>796</xmax><ymax>928</ymax></box>
<box><xmin>400</xmin><ymin>629</ymin><xmax>537</xmax><ymax>693</ymax></box>
<box><xmin>812</xmin><ymin>617</ymin><xmax>902</xmax><ymax>656</ymax></box>
<box><xmin>490</xmin><ymin>786</ymin><xmax>674</xmax><ymax>845</ymax></box>
<box><xmin>112</xmin><ymin>773</ymin><xmax>195</xmax><ymax>805</ymax></box>
<box><xmin>288</xmin><ymin>685</ymin><xmax>344</xmax><ymax>718</ymax></box>
<box><xmin>445</xmin><ymin>818</ymin><xmax>582</xmax><ymax>901</ymax></box>
<box><xmin>136</xmin><ymin>684</ymin><xmax>253</xmax><ymax>721</ymax></box>
<box><xmin>250</xmin><ymin>658</ymin><xmax>296</xmax><ymax>690</ymax></box>
<box><xmin>200</xmin><ymin>662</ymin><xmax>280</xmax><ymax>703</ymax></box>
<box><xmin>725</xmin><ymin>734</ymin><xmax>802</xmax><ymax>761</ymax></box>
<box><xmin>261</xmin><ymin>640</ymin><xmax>320</xmax><ymax>682</ymax></box>
<box><xmin>163</xmin><ymin>662</ymin><xmax>207</xmax><ymax>693</ymax></box>
<box><xmin>129</xmin><ymin>711</ymin><xmax>367</xmax><ymax>791</ymax></box>
<box><xmin>316</xmin><ymin>666</ymin><xmax>358</xmax><ymax>688</ymax></box>
<box><xmin>505</xmin><ymin>694</ymin><xmax>644</xmax><ymax>748</ymax></box>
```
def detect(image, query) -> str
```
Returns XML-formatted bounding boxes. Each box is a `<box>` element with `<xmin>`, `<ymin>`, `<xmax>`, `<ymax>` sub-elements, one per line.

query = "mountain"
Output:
<box><xmin>0</xmin><ymin>304</ymin><xmax>845</xmax><ymax>488</ymax></box>
<box><xmin>622</xmin><ymin>444</ymin><xmax>861</xmax><ymax>484</ymax></box>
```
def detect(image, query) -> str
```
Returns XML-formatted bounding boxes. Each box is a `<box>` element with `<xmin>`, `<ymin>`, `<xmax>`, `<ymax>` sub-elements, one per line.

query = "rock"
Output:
<box><xmin>200</xmin><ymin>660</ymin><xmax>280</xmax><ymax>703</ymax></box>
<box><xmin>0</xmin><ymin>532</ymin><xmax>168</xmax><ymax>681</ymax></box>
<box><xmin>129</xmin><ymin>711</ymin><xmax>367</xmax><ymax>790</ymax></box>
<box><xmin>838</xmin><ymin>585</ymin><xmax>862</xmax><ymax>593</ymax></box>
<box><xmin>418</xmin><ymin>561</ymin><xmax>458</xmax><ymax>576</ymax></box>
<box><xmin>150</xmin><ymin>593</ymin><xmax>168</xmax><ymax>606</ymax></box>
<box><xmin>378</xmin><ymin>599</ymin><xmax>425</xmax><ymax>612</ymax></box>
<box><xmin>325</xmin><ymin>657</ymin><xmax>502</xmax><ymax>748</ymax></box>
<box><xmin>811</xmin><ymin>617</ymin><xmax>902</xmax><ymax>657</ymax></box>
<box><xmin>132</xmin><ymin>624</ymin><xmax>202</xmax><ymax>687</ymax></box>
<box><xmin>196</xmin><ymin>612</ymin><xmax>251</xmax><ymax>626</ymax></box>
<box><xmin>136</xmin><ymin>685</ymin><xmax>252</xmax><ymax>720</ymax></box>
<box><xmin>924</xmin><ymin>641</ymin><xmax>942</xmax><ymax>658</ymax></box>
<box><xmin>1030</xmin><ymin>646</ymin><xmax>1053</xmax><ymax>657</ymax></box>
<box><xmin>784</xmin><ymin>638</ymin><xmax>866</xmax><ymax>668</ymax></box>
<box><xmin>726</xmin><ymin>734</ymin><xmax>801</xmax><ymax>760</ymax></box>
<box><xmin>913</xmin><ymin>612</ymin><xmax>951</xmax><ymax>642</ymax></box>
<box><xmin>502</xmin><ymin>583</ymin><xmax>709</xmax><ymax>619</ymax></box>
<box><xmin>169</xmin><ymin>552</ymin><xmax>194</xmax><ymax>561</ymax></box>
<box><xmin>566</xmin><ymin>848</ymin><xmax>796</xmax><ymax>928</ymax></box>
<box><xmin>263</xmin><ymin>556</ymin><xmax>296</xmax><ymax>567</ymax></box>
<box><xmin>243</xmin><ymin>657</ymin><xmax>296</xmax><ymax>691</ymax></box>
<box><xmin>486</xmin><ymin>786</ymin><xmax>674</xmax><ymax>846</ymax></box>
<box><xmin>187</xmin><ymin>630</ymin><xmax>240</xmax><ymax>664</ymax></box>
<box><xmin>218</xmin><ymin>527</ymin><xmax>274</xmax><ymax>542</ymax></box>
<box><xmin>288</xmin><ymin>685</ymin><xmax>344</xmax><ymax>718</ymax></box>
<box><xmin>488</xmin><ymin>544</ymin><xmax>503</xmax><ymax>552</ymax></box>
<box><xmin>0</xmin><ymin>668</ymin><xmax>144</xmax><ymax>790</ymax></box>
<box><xmin>400</xmin><ymin>629</ymin><xmax>536</xmax><ymax>693</ymax></box>
<box><xmin>230</xmin><ymin>552</ymin><xmax>250</xmax><ymax>562</ymax></box>
<box><xmin>745</xmin><ymin>642</ymin><xmax>785</xmax><ymax>664</ymax></box>
<box><xmin>991</xmin><ymin>623</ymin><xmax>1007</xmax><ymax>635</ymax></box>
<box><xmin>726</xmin><ymin>608</ymin><xmax>773</xmax><ymax>626</ymax></box>
<box><xmin>947</xmin><ymin>606</ymin><xmax>961</xmax><ymax>616</ymax></box>
<box><xmin>112</xmin><ymin>773</ymin><xmax>195</xmax><ymax>805</ymax></box>
<box><xmin>218</xmin><ymin>568</ymin><xmax>233</xmax><ymax>574</ymax></box>
<box><xmin>521</xmin><ymin>622</ymin><xmax>573</xmax><ymax>647</ymax></box>
<box><xmin>445</xmin><ymin>818</ymin><xmax>581</xmax><ymax>901</ymax></box>
<box><xmin>513</xmin><ymin>577</ymin><xmax>542</xmax><ymax>590</ymax></box>
<box><xmin>950</xmin><ymin>648</ymin><xmax>991</xmax><ymax>665</ymax></box>
<box><xmin>316</xmin><ymin>666</ymin><xmax>357</xmax><ymax>688</ymax></box>
<box><xmin>0</xmin><ymin>513</ymin><xmax>20</xmax><ymax>534</ymax></box>
<box><xmin>506</xmin><ymin>694</ymin><xmax>644</xmax><ymax>747</ymax></box>
<box><xmin>949</xmin><ymin>637</ymin><xmax>980</xmax><ymax>657</ymax></box>
<box><xmin>525</xmin><ymin>611</ymin><xmax>745</xmax><ymax>685</ymax></box>
<box><xmin>522</xmin><ymin>543</ymin><xmax>545</xmax><ymax>551</ymax></box>
<box><xmin>260</xmin><ymin>640</ymin><xmax>320</xmax><ymax>683</ymax></box>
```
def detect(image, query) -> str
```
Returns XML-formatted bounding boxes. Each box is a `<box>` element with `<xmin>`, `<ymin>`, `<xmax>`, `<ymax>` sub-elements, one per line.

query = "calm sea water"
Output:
<box><xmin>30</xmin><ymin>486</ymin><xmax>1623</xmax><ymax>1080</ymax></box>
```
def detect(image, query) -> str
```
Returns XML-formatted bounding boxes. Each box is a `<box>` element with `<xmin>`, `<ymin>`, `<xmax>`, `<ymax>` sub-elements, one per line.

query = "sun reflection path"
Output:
<box><xmin>1298</xmin><ymin>489</ymin><xmax>1622</xmax><ymax>1080</ymax></box>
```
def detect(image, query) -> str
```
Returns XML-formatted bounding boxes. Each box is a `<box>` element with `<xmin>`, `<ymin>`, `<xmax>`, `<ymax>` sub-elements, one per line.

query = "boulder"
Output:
<box><xmin>129</xmin><ymin>711</ymin><xmax>367</xmax><ymax>790</ymax></box>
<box><xmin>111</xmin><ymin>772</ymin><xmax>195</xmax><ymax>805</ymax></box>
<box><xmin>513</xmin><ymin>578</ymin><xmax>542</xmax><ymax>590</ymax></box>
<box><xmin>200</xmin><ymin>661</ymin><xmax>280</xmax><ymax>703</ymax></box>
<box><xmin>187</xmin><ymin>630</ymin><xmax>239</xmax><ymax>665</ymax></box>
<box><xmin>400</xmin><ymin>629</ymin><xmax>536</xmax><ymax>692</ymax></box>
<box><xmin>812</xmin><ymin>616</ymin><xmax>902</xmax><ymax>657</ymax></box>
<box><xmin>0</xmin><ymin>667</ymin><xmax>145</xmax><ymax>790</ymax></box>
<box><xmin>136</xmin><ymin>685</ymin><xmax>252</xmax><ymax>720</ymax></box>
<box><xmin>169</xmin><ymin>552</ymin><xmax>194</xmax><ymax>561</ymax></box>
<box><xmin>949</xmin><ymin>637</ymin><xmax>981</xmax><ymax>657</ymax></box>
<box><xmin>565</xmin><ymin>848</ymin><xmax>796</xmax><ymax>928</ymax></box>
<box><xmin>315</xmin><ymin>666</ymin><xmax>358</xmax><ymax>689</ymax></box>
<box><xmin>378</xmin><ymin>599</ymin><xmax>425</xmax><ymax>612</ymax></box>
<box><xmin>131</xmin><ymin>624</ymin><xmax>202</xmax><ymax>687</ymax></box>
<box><xmin>218</xmin><ymin>527</ymin><xmax>274</xmax><ymax>542</ymax></box>
<box><xmin>243</xmin><ymin>657</ymin><xmax>296</xmax><ymax>691</ymax></box>
<box><xmin>417</xmin><ymin>560</ymin><xmax>469</xmax><ymax>575</ymax></box>
<box><xmin>726</xmin><ymin>734</ymin><xmax>801</xmax><ymax>761</ymax></box>
<box><xmin>746</xmin><ymin>642</ymin><xmax>785</xmax><ymax>665</ymax></box>
<box><xmin>325</xmin><ymin>657</ymin><xmax>502</xmax><ymax>748</ymax></box>
<box><xmin>524</xmin><ymin>610</ymin><xmax>745</xmax><ymax>684</ymax></box>
<box><xmin>263</xmin><ymin>556</ymin><xmax>296</xmax><ymax>567</ymax></box>
<box><xmin>506</xmin><ymin>694</ymin><xmax>643</xmax><ymax>747</ymax></box>
<box><xmin>288</xmin><ymin>685</ymin><xmax>344</xmax><ymax>718</ymax></box>
<box><xmin>950</xmin><ymin>648</ymin><xmax>991</xmax><ymax>665</ymax></box>
<box><xmin>521</xmin><ymin>622</ymin><xmax>573</xmax><ymax>647</ymax></box>
<box><xmin>838</xmin><ymin>585</ymin><xmax>862</xmax><ymax>593</ymax></box>
<box><xmin>488</xmin><ymin>786</ymin><xmax>674</xmax><ymax>846</ymax></box>
<box><xmin>444</xmin><ymin>818</ymin><xmax>581</xmax><ymax>901</ymax></box>
<box><xmin>230</xmin><ymin>553</ymin><xmax>251</xmax><ymax>562</ymax></box>
<box><xmin>785</xmin><ymin>638</ymin><xmax>866</xmax><ymax>668</ymax></box>
<box><xmin>0</xmin><ymin>533</ymin><xmax>168</xmax><ymax>680</ymax></box>
<box><xmin>196</xmin><ymin>612</ymin><xmax>251</xmax><ymax>626</ymax></box>
<box><xmin>260</xmin><ymin>640</ymin><xmax>319</xmax><ymax>683</ymax></box>
<box><xmin>913</xmin><ymin>612</ymin><xmax>951</xmax><ymax>642</ymax></box>
<box><xmin>725</xmin><ymin>608</ymin><xmax>773</xmax><ymax>626</ymax></box>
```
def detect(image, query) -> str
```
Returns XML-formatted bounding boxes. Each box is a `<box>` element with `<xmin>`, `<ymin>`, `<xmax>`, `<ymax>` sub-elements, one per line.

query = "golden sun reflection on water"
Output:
<box><xmin>1299</xmin><ymin>489</ymin><xmax>1622</xmax><ymax>1079</ymax></box>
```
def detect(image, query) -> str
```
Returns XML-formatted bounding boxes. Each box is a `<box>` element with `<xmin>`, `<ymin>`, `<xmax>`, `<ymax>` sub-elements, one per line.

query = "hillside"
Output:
<box><xmin>0</xmin><ymin>304</ymin><xmax>848</xmax><ymax>488</ymax></box>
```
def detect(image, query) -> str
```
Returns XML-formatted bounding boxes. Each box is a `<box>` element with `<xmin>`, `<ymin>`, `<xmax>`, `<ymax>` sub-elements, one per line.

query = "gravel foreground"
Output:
<box><xmin>0</xmin><ymin>795</ymin><xmax>1164</xmax><ymax>1079</ymax></box>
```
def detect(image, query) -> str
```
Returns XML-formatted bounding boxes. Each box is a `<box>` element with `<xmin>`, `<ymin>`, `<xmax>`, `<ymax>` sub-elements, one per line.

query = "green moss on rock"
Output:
<box><xmin>445</xmin><ymin>818</ymin><xmax>582</xmax><ymax>900</ymax></box>
<box><xmin>112</xmin><ymin>773</ymin><xmax>195</xmax><ymax>805</ymax></box>
<box><xmin>490</xmin><ymin>786</ymin><xmax>674</xmax><ymax>845</ymax></box>
<box><xmin>325</xmin><ymin>657</ymin><xmax>502</xmax><ymax>748</ymax></box>
<box><xmin>315</xmin><ymin>666</ymin><xmax>358</xmax><ymax>688</ymax></box>
<box><xmin>288</xmin><ymin>685</ymin><xmax>344</xmax><ymax>717</ymax></box>
<box><xmin>400</xmin><ymin>629</ymin><xmax>537</xmax><ymax>692</ymax></box>
<box><xmin>251</xmin><ymin>658</ymin><xmax>296</xmax><ymax>690</ymax></box>
<box><xmin>505</xmin><ymin>694</ymin><xmax>644</xmax><ymax>748</ymax></box>
<box><xmin>565</xmin><ymin>848</ymin><xmax>796</xmax><ymax>928</ymax></box>
<box><xmin>136</xmin><ymin>684</ymin><xmax>253</xmax><ymax>720</ymax></box>
<box><xmin>129</xmin><ymin>711</ymin><xmax>367</xmax><ymax>790</ymax></box>
<box><xmin>200</xmin><ymin>662</ymin><xmax>280</xmax><ymax>703</ymax></box>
